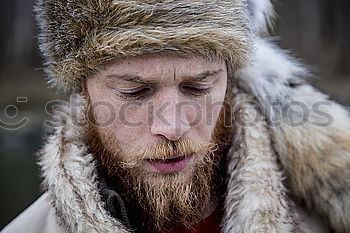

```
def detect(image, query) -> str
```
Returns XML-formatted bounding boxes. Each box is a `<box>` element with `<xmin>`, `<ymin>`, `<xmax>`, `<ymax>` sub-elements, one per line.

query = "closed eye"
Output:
<box><xmin>180</xmin><ymin>85</ymin><xmax>211</xmax><ymax>96</ymax></box>
<box><xmin>116</xmin><ymin>87</ymin><xmax>153</xmax><ymax>100</ymax></box>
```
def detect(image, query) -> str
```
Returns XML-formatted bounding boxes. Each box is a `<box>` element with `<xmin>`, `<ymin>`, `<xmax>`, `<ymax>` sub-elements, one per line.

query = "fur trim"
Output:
<box><xmin>38</xmin><ymin>92</ymin><xmax>304</xmax><ymax>233</ymax></box>
<box><xmin>237</xmin><ymin>38</ymin><xmax>350</xmax><ymax>233</ymax></box>
<box><xmin>221</xmin><ymin>89</ymin><xmax>301</xmax><ymax>233</ymax></box>
<box><xmin>247</xmin><ymin>0</ymin><xmax>275</xmax><ymax>35</ymax></box>
<box><xmin>34</xmin><ymin>0</ymin><xmax>252</xmax><ymax>92</ymax></box>
<box><xmin>38</xmin><ymin>95</ymin><xmax>129</xmax><ymax>233</ymax></box>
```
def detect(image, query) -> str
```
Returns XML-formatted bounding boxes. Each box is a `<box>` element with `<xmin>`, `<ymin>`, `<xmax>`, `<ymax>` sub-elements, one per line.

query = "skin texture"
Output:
<box><xmin>86</xmin><ymin>55</ymin><xmax>228</xmax><ymax>173</ymax></box>
<box><xmin>85</xmin><ymin>55</ymin><xmax>229</xmax><ymax>232</ymax></box>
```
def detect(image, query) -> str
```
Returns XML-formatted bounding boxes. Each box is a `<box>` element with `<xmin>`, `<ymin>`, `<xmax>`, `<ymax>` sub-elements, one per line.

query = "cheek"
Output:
<box><xmin>93</xmin><ymin>104</ymin><xmax>150</xmax><ymax>155</ymax></box>
<box><xmin>91</xmin><ymin>103</ymin><xmax>116</xmax><ymax>127</ymax></box>
<box><xmin>187</xmin><ymin>101</ymin><xmax>223</xmax><ymax>143</ymax></box>
<box><xmin>106</xmin><ymin>104</ymin><xmax>154</xmax><ymax>155</ymax></box>
<box><xmin>87</xmin><ymin>79</ymin><xmax>149</xmax><ymax>151</ymax></box>
<box><xmin>87</xmin><ymin>79</ymin><xmax>115</xmax><ymax>125</ymax></box>
<box><xmin>191</xmin><ymin>92</ymin><xmax>226</xmax><ymax>142</ymax></box>
<box><xmin>112</xmin><ymin>104</ymin><xmax>149</xmax><ymax>148</ymax></box>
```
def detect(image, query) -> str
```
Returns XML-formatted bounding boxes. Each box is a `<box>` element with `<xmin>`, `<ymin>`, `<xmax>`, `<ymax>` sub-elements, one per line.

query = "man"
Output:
<box><xmin>2</xmin><ymin>0</ymin><xmax>350</xmax><ymax>233</ymax></box>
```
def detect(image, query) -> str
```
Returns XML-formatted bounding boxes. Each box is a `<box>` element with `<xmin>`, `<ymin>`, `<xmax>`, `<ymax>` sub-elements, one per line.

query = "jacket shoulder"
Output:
<box><xmin>1</xmin><ymin>192</ymin><xmax>66</xmax><ymax>233</ymax></box>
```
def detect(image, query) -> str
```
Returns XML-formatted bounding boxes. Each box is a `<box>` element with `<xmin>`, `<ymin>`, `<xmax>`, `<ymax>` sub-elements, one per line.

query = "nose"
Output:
<box><xmin>150</xmin><ymin>94</ymin><xmax>191</xmax><ymax>141</ymax></box>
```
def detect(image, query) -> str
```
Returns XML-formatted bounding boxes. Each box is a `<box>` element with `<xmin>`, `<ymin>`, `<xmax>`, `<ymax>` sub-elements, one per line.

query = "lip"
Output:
<box><xmin>147</xmin><ymin>155</ymin><xmax>192</xmax><ymax>174</ymax></box>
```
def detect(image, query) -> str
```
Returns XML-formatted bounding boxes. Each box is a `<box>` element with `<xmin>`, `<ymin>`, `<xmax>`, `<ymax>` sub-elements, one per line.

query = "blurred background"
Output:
<box><xmin>0</xmin><ymin>0</ymin><xmax>349</xmax><ymax>229</ymax></box>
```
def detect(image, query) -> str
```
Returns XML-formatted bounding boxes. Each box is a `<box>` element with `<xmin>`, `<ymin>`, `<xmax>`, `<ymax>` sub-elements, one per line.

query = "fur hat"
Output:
<box><xmin>34</xmin><ymin>0</ymin><xmax>261</xmax><ymax>92</ymax></box>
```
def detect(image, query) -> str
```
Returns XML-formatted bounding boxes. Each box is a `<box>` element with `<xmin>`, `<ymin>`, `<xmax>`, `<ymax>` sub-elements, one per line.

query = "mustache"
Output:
<box><xmin>118</xmin><ymin>138</ymin><xmax>218</xmax><ymax>169</ymax></box>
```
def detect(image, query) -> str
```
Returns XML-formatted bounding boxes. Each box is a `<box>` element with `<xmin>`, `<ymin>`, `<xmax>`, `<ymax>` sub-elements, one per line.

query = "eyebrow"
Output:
<box><xmin>105</xmin><ymin>69</ymin><xmax>223</xmax><ymax>84</ymax></box>
<box><xmin>184</xmin><ymin>69</ymin><xmax>223</xmax><ymax>82</ymax></box>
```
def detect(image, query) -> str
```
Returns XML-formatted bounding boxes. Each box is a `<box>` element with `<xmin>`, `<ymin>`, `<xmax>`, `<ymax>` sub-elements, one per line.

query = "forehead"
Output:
<box><xmin>99</xmin><ymin>55</ymin><xmax>226</xmax><ymax>82</ymax></box>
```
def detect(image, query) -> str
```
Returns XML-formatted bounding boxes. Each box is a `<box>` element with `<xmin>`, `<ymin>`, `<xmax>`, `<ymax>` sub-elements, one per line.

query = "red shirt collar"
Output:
<box><xmin>170</xmin><ymin>207</ymin><xmax>221</xmax><ymax>233</ymax></box>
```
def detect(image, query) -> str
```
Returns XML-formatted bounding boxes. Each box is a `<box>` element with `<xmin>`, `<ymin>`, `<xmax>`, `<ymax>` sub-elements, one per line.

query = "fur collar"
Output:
<box><xmin>237</xmin><ymin>39</ymin><xmax>350</xmax><ymax>233</ymax></box>
<box><xmin>37</xmin><ymin>38</ymin><xmax>350</xmax><ymax>233</ymax></box>
<box><xmin>38</xmin><ymin>90</ymin><xmax>302</xmax><ymax>233</ymax></box>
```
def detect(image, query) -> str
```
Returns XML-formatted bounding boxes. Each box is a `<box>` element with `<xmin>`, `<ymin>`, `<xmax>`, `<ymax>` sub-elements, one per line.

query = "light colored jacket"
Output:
<box><xmin>1</xmin><ymin>192</ymin><xmax>331</xmax><ymax>233</ymax></box>
<box><xmin>1</xmin><ymin>193</ymin><xmax>65</xmax><ymax>233</ymax></box>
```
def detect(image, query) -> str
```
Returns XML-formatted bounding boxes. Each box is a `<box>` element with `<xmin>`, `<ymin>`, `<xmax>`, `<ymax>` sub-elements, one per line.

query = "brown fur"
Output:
<box><xmin>35</xmin><ymin>0</ymin><xmax>252</xmax><ymax>92</ymax></box>
<box><xmin>273</xmin><ymin>113</ymin><xmax>350</xmax><ymax>233</ymax></box>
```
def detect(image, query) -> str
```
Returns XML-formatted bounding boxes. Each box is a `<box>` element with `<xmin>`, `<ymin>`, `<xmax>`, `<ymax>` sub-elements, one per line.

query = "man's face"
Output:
<box><xmin>86</xmin><ymin>55</ymin><xmax>229</xmax><ymax>231</ymax></box>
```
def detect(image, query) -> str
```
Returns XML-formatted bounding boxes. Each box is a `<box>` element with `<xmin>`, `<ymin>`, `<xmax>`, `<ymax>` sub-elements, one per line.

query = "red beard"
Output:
<box><xmin>84</xmin><ymin>89</ymin><xmax>233</xmax><ymax>233</ymax></box>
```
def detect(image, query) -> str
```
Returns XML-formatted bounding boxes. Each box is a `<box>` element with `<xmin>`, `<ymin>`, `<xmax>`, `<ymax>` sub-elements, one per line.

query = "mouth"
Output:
<box><xmin>147</xmin><ymin>155</ymin><xmax>187</xmax><ymax>163</ymax></box>
<box><xmin>146</xmin><ymin>155</ymin><xmax>192</xmax><ymax>174</ymax></box>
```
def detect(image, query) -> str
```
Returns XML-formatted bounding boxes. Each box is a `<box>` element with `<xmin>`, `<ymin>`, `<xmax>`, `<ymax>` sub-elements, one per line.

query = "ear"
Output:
<box><xmin>237</xmin><ymin>39</ymin><xmax>350</xmax><ymax>232</ymax></box>
<box><xmin>247</xmin><ymin>0</ymin><xmax>275</xmax><ymax>35</ymax></box>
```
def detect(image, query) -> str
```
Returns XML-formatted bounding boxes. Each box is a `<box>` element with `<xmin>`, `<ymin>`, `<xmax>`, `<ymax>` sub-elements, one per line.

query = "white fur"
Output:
<box><xmin>237</xmin><ymin>38</ymin><xmax>310</xmax><ymax>121</ymax></box>
<box><xmin>38</xmin><ymin>92</ymin><xmax>303</xmax><ymax>233</ymax></box>
<box><xmin>38</xmin><ymin>96</ymin><xmax>129</xmax><ymax>233</ymax></box>
<box><xmin>236</xmin><ymin>38</ymin><xmax>350</xmax><ymax>233</ymax></box>
<box><xmin>221</xmin><ymin>90</ymin><xmax>301</xmax><ymax>233</ymax></box>
<box><xmin>247</xmin><ymin>0</ymin><xmax>275</xmax><ymax>34</ymax></box>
